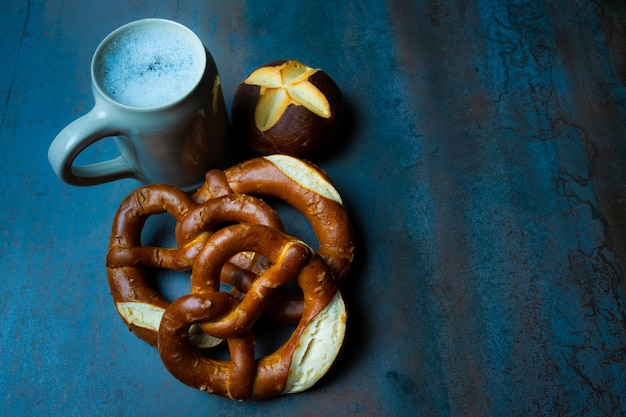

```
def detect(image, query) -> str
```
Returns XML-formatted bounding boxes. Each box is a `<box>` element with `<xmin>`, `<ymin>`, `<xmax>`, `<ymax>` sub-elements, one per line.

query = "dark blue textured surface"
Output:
<box><xmin>2</xmin><ymin>1</ymin><xmax>626</xmax><ymax>416</ymax></box>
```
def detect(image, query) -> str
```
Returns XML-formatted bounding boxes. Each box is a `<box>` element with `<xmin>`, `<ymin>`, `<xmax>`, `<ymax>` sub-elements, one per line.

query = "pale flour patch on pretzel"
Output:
<box><xmin>284</xmin><ymin>291</ymin><xmax>347</xmax><ymax>394</ymax></box>
<box><xmin>263</xmin><ymin>154</ymin><xmax>342</xmax><ymax>204</ymax></box>
<box><xmin>116</xmin><ymin>301</ymin><xmax>222</xmax><ymax>349</ymax></box>
<box><xmin>116</xmin><ymin>302</ymin><xmax>164</xmax><ymax>332</ymax></box>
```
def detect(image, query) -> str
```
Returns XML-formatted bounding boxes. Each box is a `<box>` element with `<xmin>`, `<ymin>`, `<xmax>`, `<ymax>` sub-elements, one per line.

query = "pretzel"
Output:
<box><xmin>193</xmin><ymin>154</ymin><xmax>355</xmax><ymax>284</ymax></box>
<box><xmin>106</xmin><ymin>184</ymin><xmax>284</xmax><ymax>346</ymax></box>
<box><xmin>158</xmin><ymin>224</ymin><xmax>347</xmax><ymax>400</ymax></box>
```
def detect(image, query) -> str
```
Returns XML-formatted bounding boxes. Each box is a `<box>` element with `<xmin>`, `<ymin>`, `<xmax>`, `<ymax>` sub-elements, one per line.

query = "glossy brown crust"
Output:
<box><xmin>157</xmin><ymin>224</ymin><xmax>338</xmax><ymax>400</ymax></box>
<box><xmin>219</xmin><ymin>256</ymin><xmax>305</xmax><ymax>325</ymax></box>
<box><xmin>193</xmin><ymin>156</ymin><xmax>355</xmax><ymax>285</ymax></box>
<box><xmin>231</xmin><ymin>60</ymin><xmax>343</xmax><ymax>158</ymax></box>
<box><xmin>106</xmin><ymin>185</ymin><xmax>284</xmax><ymax>346</ymax></box>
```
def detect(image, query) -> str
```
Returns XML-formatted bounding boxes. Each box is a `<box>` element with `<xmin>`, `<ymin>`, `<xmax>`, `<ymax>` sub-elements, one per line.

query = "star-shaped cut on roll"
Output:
<box><xmin>244</xmin><ymin>60</ymin><xmax>331</xmax><ymax>132</ymax></box>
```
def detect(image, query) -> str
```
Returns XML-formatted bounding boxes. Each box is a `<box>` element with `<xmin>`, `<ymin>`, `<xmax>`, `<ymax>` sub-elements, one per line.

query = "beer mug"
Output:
<box><xmin>48</xmin><ymin>18</ymin><xmax>231</xmax><ymax>191</ymax></box>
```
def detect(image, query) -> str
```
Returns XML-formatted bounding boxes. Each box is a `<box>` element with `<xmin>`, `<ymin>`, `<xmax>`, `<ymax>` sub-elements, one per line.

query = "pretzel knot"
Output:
<box><xmin>194</xmin><ymin>154</ymin><xmax>355</xmax><ymax>284</ymax></box>
<box><xmin>106</xmin><ymin>184</ymin><xmax>284</xmax><ymax>346</ymax></box>
<box><xmin>158</xmin><ymin>224</ymin><xmax>347</xmax><ymax>400</ymax></box>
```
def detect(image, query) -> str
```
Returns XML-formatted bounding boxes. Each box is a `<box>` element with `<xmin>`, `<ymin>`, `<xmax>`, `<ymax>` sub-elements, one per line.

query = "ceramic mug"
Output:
<box><xmin>48</xmin><ymin>18</ymin><xmax>231</xmax><ymax>191</ymax></box>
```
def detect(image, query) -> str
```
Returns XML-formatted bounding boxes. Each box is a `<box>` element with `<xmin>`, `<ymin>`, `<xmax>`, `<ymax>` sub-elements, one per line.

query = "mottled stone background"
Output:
<box><xmin>1</xmin><ymin>1</ymin><xmax>625</xmax><ymax>416</ymax></box>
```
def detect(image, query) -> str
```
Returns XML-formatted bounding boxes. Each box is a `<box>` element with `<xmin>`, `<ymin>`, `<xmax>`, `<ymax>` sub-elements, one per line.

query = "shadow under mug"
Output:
<box><xmin>48</xmin><ymin>18</ymin><xmax>231</xmax><ymax>191</ymax></box>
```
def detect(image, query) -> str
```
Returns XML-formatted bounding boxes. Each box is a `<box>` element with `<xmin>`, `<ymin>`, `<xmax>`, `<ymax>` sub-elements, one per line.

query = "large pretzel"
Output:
<box><xmin>158</xmin><ymin>224</ymin><xmax>346</xmax><ymax>400</ymax></box>
<box><xmin>106</xmin><ymin>184</ymin><xmax>284</xmax><ymax>346</ymax></box>
<box><xmin>193</xmin><ymin>154</ymin><xmax>355</xmax><ymax>284</ymax></box>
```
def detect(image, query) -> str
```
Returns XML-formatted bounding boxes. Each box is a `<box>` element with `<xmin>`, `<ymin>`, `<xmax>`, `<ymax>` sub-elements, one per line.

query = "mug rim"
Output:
<box><xmin>90</xmin><ymin>18</ymin><xmax>208</xmax><ymax>112</ymax></box>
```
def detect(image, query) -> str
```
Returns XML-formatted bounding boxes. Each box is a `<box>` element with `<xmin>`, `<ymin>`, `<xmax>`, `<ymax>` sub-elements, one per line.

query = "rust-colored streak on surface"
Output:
<box><xmin>386</xmin><ymin>0</ymin><xmax>626</xmax><ymax>415</ymax></box>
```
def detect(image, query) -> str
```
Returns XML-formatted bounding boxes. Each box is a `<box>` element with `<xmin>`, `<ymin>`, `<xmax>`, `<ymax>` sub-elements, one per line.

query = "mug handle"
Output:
<box><xmin>48</xmin><ymin>108</ymin><xmax>140</xmax><ymax>186</ymax></box>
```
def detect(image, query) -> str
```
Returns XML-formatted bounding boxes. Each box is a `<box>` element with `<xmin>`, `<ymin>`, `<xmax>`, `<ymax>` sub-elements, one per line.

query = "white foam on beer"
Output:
<box><xmin>98</xmin><ymin>25</ymin><xmax>203</xmax><ymax>108</ymax></box>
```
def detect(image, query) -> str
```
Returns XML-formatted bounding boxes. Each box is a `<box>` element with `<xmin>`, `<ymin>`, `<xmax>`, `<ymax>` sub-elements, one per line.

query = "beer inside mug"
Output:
<box><xmin>95</xmin><ymin>21</ymin><xmax>205</xmax><ymax>108</ymax></box>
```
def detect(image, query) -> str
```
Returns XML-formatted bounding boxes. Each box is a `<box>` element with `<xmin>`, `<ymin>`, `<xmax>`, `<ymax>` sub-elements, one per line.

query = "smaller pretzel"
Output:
<box><xmin>158</xmin><ymin>224</ymin><xmax>347</xmax><ymax>400</ymax></box>
<box><xmin>106</xmin><ymin>185</ymin><xmax>284</xmax><ymax>346</ymax></box>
